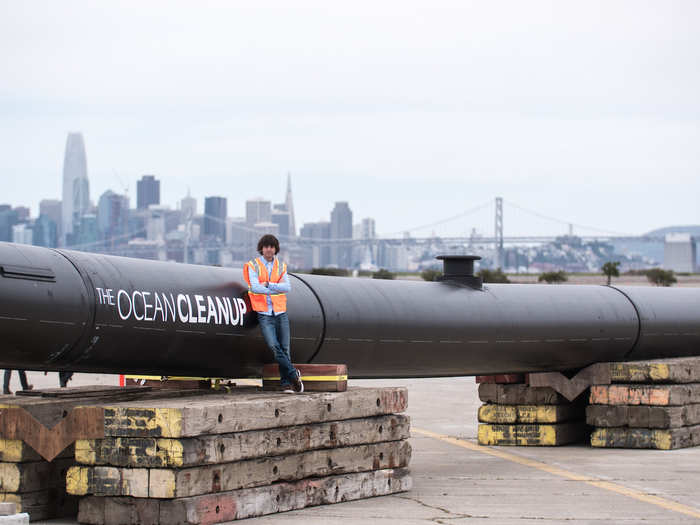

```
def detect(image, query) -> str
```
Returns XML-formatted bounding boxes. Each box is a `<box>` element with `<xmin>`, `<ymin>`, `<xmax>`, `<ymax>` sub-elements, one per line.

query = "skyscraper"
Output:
<box><xmin>246</xmin><ymin>198</ymin><xmax>271</xmax><ymax>225</ymax></box>
<box><xmin>32</xmin><ymin>215</ymin><xmax>58</xmax><ymax>248</ymax></box>
<box><xmin>61</xmin><ymin>133</ymin><xmax>90</xmax><ymax>245</ymax></box>
<box><xmin>137</xmin><ymin>175</ymin><xmax>160</xmax><ymax>209</ymax></box>
<box><xmin>97</xmin><ymin>190</ymin><xmax>130</xmax><ymax>250</ymax></box>
<box><xmin>285</xmin><ymin>173</ymin><xmax>296</xmax><ymax>237</ymax></box>
<box><xmin>0</xmin><ymin>206</ymin><xmax>17</xmax><ymax>243</ymax></box>
<box><xmin>271</xmin><ymin>210</ymin><xmax>290</xmax><ymax>239</ymax></box>
<box><xmin>204</xmin><ymin>196</ymin><xmax>227</xmax><ymax>241</ymax></box>
<box><xmin>330</xmin><ymin>202</ymin><xmax>353</xmax><ymax>268</ymax></box>
<box><xmin>39</xmin><ymin>199</ymin><xmax>62</xmax><ymax>229</ymax></box>
<box><xmin>180</xmin><ymin>190</ymin><xmax>197</xmax><ymax>220</ymax></box>
<box><xmin>300</xmin><ymin>221</ymin><xmax>331</xmax><ymax>268</ymax></box>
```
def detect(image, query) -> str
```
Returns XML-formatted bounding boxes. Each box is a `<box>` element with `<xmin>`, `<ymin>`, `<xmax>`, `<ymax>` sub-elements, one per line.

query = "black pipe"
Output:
<box><xmin>0</xmin><ymin>241</ymin><xmax>699</xmax><ymax>378</ymax></box>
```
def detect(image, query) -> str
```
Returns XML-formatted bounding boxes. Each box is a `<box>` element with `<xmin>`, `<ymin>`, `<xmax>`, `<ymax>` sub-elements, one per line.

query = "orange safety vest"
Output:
<box><xmin>243</xmin><ymin>257</ymin><xmax>288</xmax><ymax>313</ymax></box>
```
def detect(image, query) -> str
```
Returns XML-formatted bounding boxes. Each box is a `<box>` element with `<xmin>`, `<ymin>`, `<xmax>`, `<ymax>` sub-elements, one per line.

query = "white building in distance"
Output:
<box><xmin>664</xmin><ymin>233</ymin><xmax>697</xmax><ymax>273</ymax></box>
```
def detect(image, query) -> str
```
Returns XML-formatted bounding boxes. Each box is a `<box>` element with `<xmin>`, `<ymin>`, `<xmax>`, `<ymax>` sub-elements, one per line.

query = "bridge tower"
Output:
<box><xmin>495</xmin><ymin>196</ymin><xmax>503</xmax><ymax>269</ymax></box>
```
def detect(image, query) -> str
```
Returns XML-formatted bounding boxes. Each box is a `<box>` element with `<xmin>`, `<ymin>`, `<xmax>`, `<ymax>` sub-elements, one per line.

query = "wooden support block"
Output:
<box><xmin>0</xmin><ymin>458</ymin><xmax>73</xmax><ymax>493</ymax></box>
<box><xmin>66</xmin><ymin>465</ymin><xmax>149</xmax><ymax>498</ymax></box>
<box><xmin>589</xmin><ymin>384</ymin><xmax>700</xmax><ymax>406</ymax></box>
<box><xmin>610</xmin><ymin>357</ymin><xmax>700</xmax><ymax>384</ymax></box>
<box><xmin>475</xmin><ymin>375</ymin><xmax>526</xmax><ymax>384</ymax></box>
<box><xmin>477</xmin><ymin>422</ymin><xmax>588</xmax><ymax>446</ymax></box>
<box><xmin>67</xmin><ymin>440</ymin><xmax>411</xmax><ymax>498</ymax></box>
<box><xmin>478</xmin><ymin>404</ymin><xmax>583</xmax><ymax>424</ymax></box>
<box><xmin>528</xmin><ymin>363</ymin><xmax>610</xmax><ymax>402</ymax></box>
<box><xmin>591</xmin><ymin>425</ymin><xmax>700</xmax><ymax>450</ymax></box>
<box><xmin>0</xmin><ymin>406</ymin><xmax>104</xmax><ymax>461</ymax></box>
<box><xmin>125</xmin><ymin>378</ymin><xmax>211</xmax><ymax>390</ymax></box>
<box><xmin>0</xmin><ymin>490</ymin><xmax>78</xmax><ymax>521</ymax></box>
<box><xmin>102</xmin><ymin>387</ymin><xmax>407</xmax><ymax>438</ymax></box>
<box><xmin>263</xmin><ymin>364</ymin><xmax>347</xmax><ymax>392</ymax></box>
<box><xmin>78</xmin><ymin>468</ymin><xmax>412</xmax><ymax>524</ymax></box>
<box><xmin>76</xmin><ymin>414</ymin><xmax>410</xmax><ymax>468</ymax></box>
<box><xmin>79</xmin><ymin>496</ymin><xmax>157</xmax><ymax>525</ymax></box>
<box><xmin>0</xmin><ymin>441</ymin><xmax>73</xmax><ymax>463</ymax></box>
<box><xmin>478</xmin><ymin>383</ymin><xmax>572</xmax><ymax>405</ymax></box>
<box><xmin>586</xmin><ymin>404</ymin><xmax>700</xmax><ymax>429</ymax></box>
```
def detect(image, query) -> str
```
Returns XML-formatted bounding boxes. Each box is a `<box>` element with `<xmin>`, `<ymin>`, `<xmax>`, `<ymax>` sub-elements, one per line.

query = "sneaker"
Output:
<box><xmin>281</xmin><ymin>383</ymin><xmax>294</xmax><ymax>394</ymax></box>
<box><xmin>292</xmin><ymin>370</ymin><xmax>304</xmax><ymax>393</ymax></box>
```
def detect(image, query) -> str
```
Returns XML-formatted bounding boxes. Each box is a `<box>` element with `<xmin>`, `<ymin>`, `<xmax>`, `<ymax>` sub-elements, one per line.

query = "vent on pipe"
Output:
<box><xmin>436</xmin><ymin>255</ymin><xmax>482</xmax><ymax>289</ymax></box>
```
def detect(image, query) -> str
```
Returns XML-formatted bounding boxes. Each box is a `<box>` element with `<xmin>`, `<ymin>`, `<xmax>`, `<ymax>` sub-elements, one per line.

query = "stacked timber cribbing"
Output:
<box><xmin>0</xmin><ymin>395</ymin><xmax>79</xmax><ymax>521</ymax></box>
<box><xmin>477</xmin><ymin>375</ymin><xmax>588</xmax><ymax>446</ymax></box>
<box><xmin>587</xmin><ymin>357</ymin><xmax>700</xmax><ymax>449</ymax></box>
<box><xmin>68</xmin><ymin>387</ymin><xmax>412</xmax><ymax>524</ymax></box>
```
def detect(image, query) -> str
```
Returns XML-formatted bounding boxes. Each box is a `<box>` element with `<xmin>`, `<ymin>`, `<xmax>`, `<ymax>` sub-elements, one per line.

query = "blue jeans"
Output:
<box><xmin>258</xmin><ymin>312</ymin><xmax>297</xmax><ymax>386</ymax></box>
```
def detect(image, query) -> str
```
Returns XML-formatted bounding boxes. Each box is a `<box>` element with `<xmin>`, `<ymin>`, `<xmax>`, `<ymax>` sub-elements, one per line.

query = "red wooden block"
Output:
<box><xmin>263</xmin><ymin>364</ymin><xmax>348</xmax><ymax>392</ymax></box>
<box><xmin>476</xmin><ymin>374</ymin><xmax>526</xmax><ymax>384</ymax></box>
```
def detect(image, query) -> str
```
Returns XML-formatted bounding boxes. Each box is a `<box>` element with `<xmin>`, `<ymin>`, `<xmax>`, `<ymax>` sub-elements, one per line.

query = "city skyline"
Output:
<box><xmin>2</xmin><ymin>3</ymin><xmax>699</xmax><ymax>238</ymax></box>
<box><xmin>6</xmin><ymin>143</ymin><xmax>699</xmax><ymax>242</ymax></box>
<box><xmin>0</xmin><ymin>130</ymin><xmax>694</xmax><ymax>273</ymax></box>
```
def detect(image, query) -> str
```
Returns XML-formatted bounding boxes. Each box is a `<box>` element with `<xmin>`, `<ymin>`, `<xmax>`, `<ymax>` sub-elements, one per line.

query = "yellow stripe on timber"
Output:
<box><xmin>0</xmin><ymin>439</ymin><xmax>25</xmax><ymax>463</ymax></box>
<box><xmin>413</xmin><ymin>427</ymin><xmax>700</xmax><ymax>520</ymax></box>
<box><xmin>649</xmin><ymin>363</ymin><xmax>671</xmax><ymax>381</ymax></box>
<box><xmin>263</xmin><ymin>375</ymin><xmax>348</xmax><ymax>381</ymax></box>
<box><xmin>155</xmin><ymin>408</ymin><xmax>183</xmax><ymax>438</ymax></box>
<box><xmin>74</xmin><ymin>439</ymin><xmax>97</xmax><ymax>465</ymax></box>
<box><xmin>104</xmin><ymin>406</ymin><xmax>183</xmax><ymax>438</ymax></box>
<box><xmin>66</xmin><ymin>465</ymin><xmax>89</xmax><ymax>496</ymax></box>
<box><xmin>157</xmin><ymin>438</ymin><xmax>185</xmax><ymax>467</ymax></box>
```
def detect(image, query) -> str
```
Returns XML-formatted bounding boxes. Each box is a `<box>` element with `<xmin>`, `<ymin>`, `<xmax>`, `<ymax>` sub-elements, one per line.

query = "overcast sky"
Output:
<box><xmin>1</xmin><ymin>0</ymin><xmax>698</xmax><ymax>238</ymax></box>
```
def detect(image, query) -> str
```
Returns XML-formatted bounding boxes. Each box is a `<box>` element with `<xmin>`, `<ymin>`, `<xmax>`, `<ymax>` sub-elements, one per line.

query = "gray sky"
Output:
<box><xmin>1</xmin><ymin>0</ymin><xmax>699</xmax><ymax>238</ymax></box>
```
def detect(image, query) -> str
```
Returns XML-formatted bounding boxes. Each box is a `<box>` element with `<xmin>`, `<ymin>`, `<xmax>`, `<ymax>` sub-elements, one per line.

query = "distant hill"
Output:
<box><xmin>645</xmin><ymin>225</ymin><xmax>700</xmax><ymax>238</ymax></box>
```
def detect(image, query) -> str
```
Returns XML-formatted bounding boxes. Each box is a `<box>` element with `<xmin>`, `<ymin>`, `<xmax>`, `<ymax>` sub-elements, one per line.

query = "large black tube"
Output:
<box><xmin>1</xmin><ymin>241</ymin><xmax>699</xmax><ymax>378</ymax></box>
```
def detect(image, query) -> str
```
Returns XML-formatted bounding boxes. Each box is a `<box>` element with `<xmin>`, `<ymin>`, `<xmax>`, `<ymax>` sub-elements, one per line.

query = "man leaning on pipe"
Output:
<box><xmin>243</xmin><ymin>234</ymin><xmax>303</xmax><ymax>393</ymax></box>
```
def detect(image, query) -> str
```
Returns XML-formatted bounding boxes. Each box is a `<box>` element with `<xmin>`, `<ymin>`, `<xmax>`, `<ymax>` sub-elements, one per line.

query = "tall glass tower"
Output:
<box><xmin>61</xmin><ymin>132</ymin><xmax>90</xmax><ymax>245</ymax></box>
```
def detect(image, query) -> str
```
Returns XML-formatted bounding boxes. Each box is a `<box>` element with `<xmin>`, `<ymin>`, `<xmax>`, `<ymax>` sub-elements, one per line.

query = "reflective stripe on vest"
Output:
<box><xmin>243</xmin><ymin>257</ymin><xmax>288</xmax><ymax>313</ymax></box>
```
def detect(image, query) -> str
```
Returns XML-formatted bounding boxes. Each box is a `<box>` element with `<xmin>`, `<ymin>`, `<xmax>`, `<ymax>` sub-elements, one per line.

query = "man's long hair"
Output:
<box><xmin>257</xmin><ymin>234</ymin><xmax>280</xmax><ymax>255</ymax></box>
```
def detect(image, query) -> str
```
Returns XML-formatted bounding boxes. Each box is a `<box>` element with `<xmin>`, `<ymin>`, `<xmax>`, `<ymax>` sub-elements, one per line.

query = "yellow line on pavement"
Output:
<box><xmin>413</xmin><ymin>427</ymin><xmax>700</xmax><ymax>520</ymax></box>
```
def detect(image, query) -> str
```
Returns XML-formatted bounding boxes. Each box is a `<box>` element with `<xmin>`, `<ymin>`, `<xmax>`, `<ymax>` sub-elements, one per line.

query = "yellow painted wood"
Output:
<box><xmin>156</xmin><ymin>438</ymin><xmax>184</xmax><ymax>468</ymax></box>
<box><xmin>478</xmin><ymin>404</ymin><xmax>580</xmax><ymax>424</ymax></box>
<box><xmin>263</xmin><ymin>375</ymin><xmax>348</xmax><ymax>381</ymax></box>
<box><xmin>478</xmin><ymin>405</ymin><xmax>517</xmax><ymax>423</ymax></box>
<box><xmin>0</xmin><ymin>463</ymin><xmax>20</xmax><ymax>492</ymax></box>
<box><xmin>154</xmin><ymin>408</ymin><xmax>183</xmax><ymax>438</ymax></box>
<box><xmin>591</xmin><ymin>428</ymin><xmax>675</xmax><ymax>450</ymax></box>
<box><xmin>75</xmin><ymin>439</ymin><xmax>97</xmax><ymax>465</ymax></box>
<box><xmin>105</xmin><ymin>407</ymin><xmax>183</xmax><ymax>438</ymax></box>
<box><xmin>0</xmin><ymin>439</ymin><xmax>25</xmax><ymax>462</ymax></box>
<box><xmin>66</xmin><ymin>466</ymin><xmax>89</xmax><ymax>496</ymax></box>
<box><xmin>649</xmin><ymin>364</ymin><xmax>671</xmax><ymax>382</ymax></box>
<box><xmin>478</xmin><ymin>423</ymin><xmax>585</xmax><ymax>446</ymax></box>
